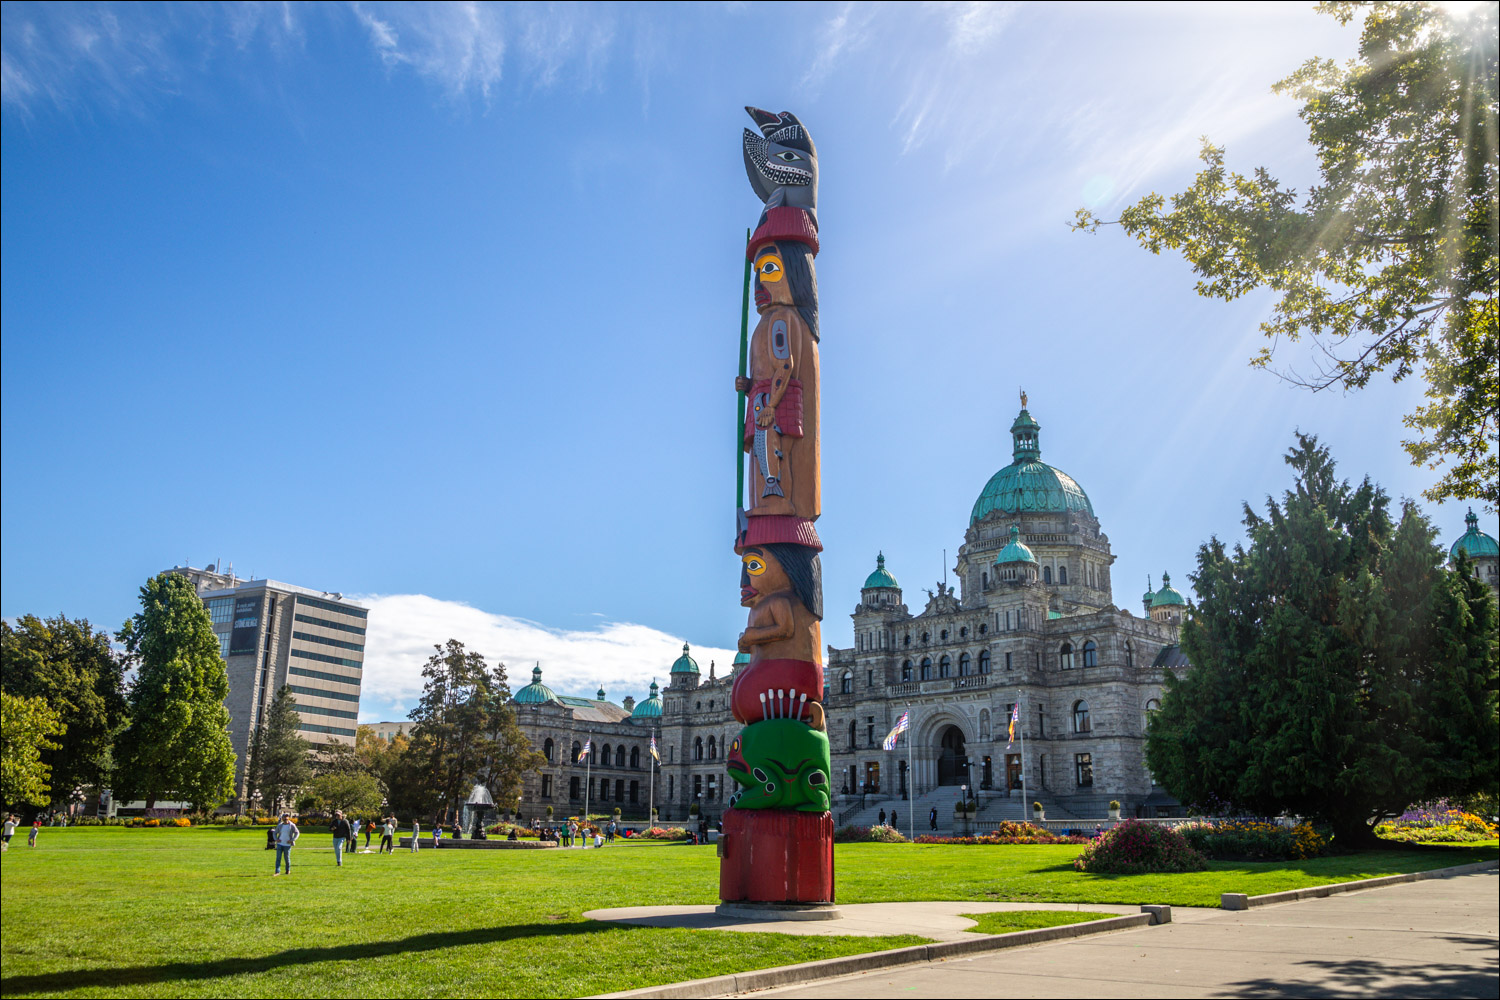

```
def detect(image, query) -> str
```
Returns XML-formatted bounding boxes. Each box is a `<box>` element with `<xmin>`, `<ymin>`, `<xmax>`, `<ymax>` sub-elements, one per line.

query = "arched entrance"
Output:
<box><xmin>937</xmin><ymin>725</ymin><xmax>968</xmax><ymax>786</ymax></box>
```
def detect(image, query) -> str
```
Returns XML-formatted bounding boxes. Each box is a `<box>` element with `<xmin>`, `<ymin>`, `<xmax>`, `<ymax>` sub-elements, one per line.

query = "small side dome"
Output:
<box><xmin>513</xmin><ymin>665</ymin><xmax>559</xmax><ymax>705</ymax></box>
<box><xmin>731</xmin><ymin>651</ymin><xmax>751</xmax><ymax>667</ymax></box>
<box><xmin>596</xmin><ymin>686</ymin><xmax>607</xmax><ymax>701</ymax></box>
<box><xmin>1152</xmin><ymin>571</ymin><xmax>1187</xmax><ymax>607</ymax></box>
<box><xmin>1142</xmin><ymin>575</ymin><xmax>1156</xmax><ymax>607</ymax></box>
<box><xmin>630</xmin><ymin>679</ymin><xmax>664</xmax><ymax>719</ymax></box>
<box><xmin>863</xmin><ymin>552</ymin><xmax>900</xmax><ymax>589</ymax></box>
<box><xmin>994</xmin><ymin>524</ymin><xmax>1037</xmax><ymax>565</ymax></box>
<box><xmin>1450</xmin><ymin>508</ymin><xmax>1499</xmax><ymax>562</ymax></box>
<box><xmin>670</xmin><ymin>642</ymin><xmax>699</xmax><ymax>674</ymax></box>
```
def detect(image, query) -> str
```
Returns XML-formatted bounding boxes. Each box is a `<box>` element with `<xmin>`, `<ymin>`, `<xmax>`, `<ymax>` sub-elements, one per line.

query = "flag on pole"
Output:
<box><xmin>882</xmin><ymin>711</ymin><xmax>910</xmax><ymax>750</ymax></box>
<box><xmin>579</xmin><ymin>739</ymin><xmax>592</xmax><ymax>761</ymax></box>
<box><xmin>649</xmin><ymin>734</ymin><xmax>660</xmax><ymax>762</ymax></box>
<box><xmin>1007</xmin><ymin>703</ymin><xmax>1019</xmax><ymax>747</ymax></box>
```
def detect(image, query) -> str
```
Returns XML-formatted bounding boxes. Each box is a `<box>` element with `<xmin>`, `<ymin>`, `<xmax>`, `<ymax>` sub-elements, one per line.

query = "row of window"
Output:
<box><xmin>295</xmin><ymin>703</ymin><xmax>360</xmax><ymax>721</ymax></box>
<box><xmin>287</xmin><ymin>683</ymin><xmax>361</xmax><ymax>705</ymax></box>
<box><xmin>556</xmin><ymin>740</ymin><xmax>650</xmax><ymax>769</ymax></box>
<box><xmin>293</xmin><ymin>612</ymin><xmax>366</xmax><ymax>636</ymax></box>
<box><xmin>288</xmin><ymin>665</ymin><xmax>361</xmax><ymax>687</ymax></box>
<box><xmin>292</xmin><ymin>630</ymin><xmax>366</xmax><ymax>653</ymax></box>
<box><xmin>207</xmin><ymin>598</ymin><xmax>234</xmax><ymax>625</ymax></box>
<box><xmin>297</xmin><ymin>596</ymin><xmax>368</xmax><ymax>620</ymax></box>
<box><xmin>291</xmin><ymin>648</ymin><xmax>363</xmax><ymax>669</ymax></box>
<box><xmin>893</xmin><ymin>650</ymin><xmax>993</xmax><ymax>683</ymax></box>
<box><xmin>298</xmin><ymin>722</ymin><xmax>357</xmax><ymax>738</ymax></box>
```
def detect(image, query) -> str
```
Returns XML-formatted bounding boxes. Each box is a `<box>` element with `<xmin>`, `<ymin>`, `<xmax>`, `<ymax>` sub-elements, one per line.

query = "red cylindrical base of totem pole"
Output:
<box><xmin>718</xmin><ymin>808</ymin><xmax>834</xmax><ymax>904</ymax></box>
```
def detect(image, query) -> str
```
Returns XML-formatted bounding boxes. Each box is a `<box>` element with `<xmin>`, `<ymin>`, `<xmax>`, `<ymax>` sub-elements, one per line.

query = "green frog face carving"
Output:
<box><xmin>725</xmin><ymin>719</ymin><xmax>831</xmax><ymax>812</ymax></box>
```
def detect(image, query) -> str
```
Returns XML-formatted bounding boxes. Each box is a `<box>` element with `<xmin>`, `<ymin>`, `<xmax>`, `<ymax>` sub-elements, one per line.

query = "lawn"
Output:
<box><xmin>1</xmin><ymin>828</ymin><xmax>1492</xmax><ymax>998</ymax></box>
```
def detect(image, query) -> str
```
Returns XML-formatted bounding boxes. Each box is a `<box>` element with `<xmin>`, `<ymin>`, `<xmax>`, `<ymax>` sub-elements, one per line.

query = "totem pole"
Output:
<box><xmin>719</xmin><ymin>107</ymin><xmax>835</xmax><ymax>912</ymax></box>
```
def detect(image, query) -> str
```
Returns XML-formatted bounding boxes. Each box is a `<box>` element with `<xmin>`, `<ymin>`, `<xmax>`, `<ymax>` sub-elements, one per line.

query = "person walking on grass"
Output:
<box><xmin>273</xmin><ymin>813</ymin><xmax>299</xmax><ymax>875</ymax></box>
<box><xmin>330</xmin><ymin>810</ymin><xmax>352</xmax><ymax>867</ymax></box>
<box><xmin>410</xmin><ymin>817</ymin><xmax>420</xmax><ymax>853</ymax></box>
<box><xmin>2</xmin><ymin>814</ymin><xmax>16</xmax><ymax>851</ymax></box>
<box><xmin>28</xmin><ymin>817</ymin><xmax>41</xmax><ymax>847</ymax></box>
<box><xmin>349</xmin><ymin>816</ymin><xmax>361</xmax><ymax>857</ymax></box>
<box><xmin>380</xmin><ymin>815</ymin><xmax>395</xmax><ymax>853</ymax></box>
<box><xmin>364</xmin><ymin>817</ymin><xmax>374</xmax><ymax>853</ymax></box>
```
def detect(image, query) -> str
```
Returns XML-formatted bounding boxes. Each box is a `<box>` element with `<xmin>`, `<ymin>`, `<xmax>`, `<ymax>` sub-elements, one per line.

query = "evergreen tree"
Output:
<box><xmin>244</xmin><ymin>686</ymin><xmax>311</xmax><ymax>813</ymax></box>
<box><xmin>1147</xmin><ymin>435</ymin><xmax>1499</xmax><ymax>844</ymax></box>
<box><xmin>1</xmin><ymin>614</ymin><xmax>128</xmax><ymax>803</ymax></box>
<box><xmin>112</xmin><ymin>573</ymin><xmax>237</xmax><ymax>810</ymax></box>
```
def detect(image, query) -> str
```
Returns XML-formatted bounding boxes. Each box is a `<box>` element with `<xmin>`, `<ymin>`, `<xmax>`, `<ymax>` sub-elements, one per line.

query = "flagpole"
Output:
<box><xmin>1019</xmin><ymin>690</ymin><xmax>1028</xmax><ymax>828</ymax></box>
<box><xmin>907</xmin><ymin>702</ymin><xmax>915</xmax><ymax>844</ymax></box>
<box><xmin>647</xmin><ymin>730</ymin><xmax>656</xmax><ymax>828</ymax></box>
<box><xmin>584</xmin><ymin>734</ymin><xmax>592</xmax><ymax>842</ymax></box>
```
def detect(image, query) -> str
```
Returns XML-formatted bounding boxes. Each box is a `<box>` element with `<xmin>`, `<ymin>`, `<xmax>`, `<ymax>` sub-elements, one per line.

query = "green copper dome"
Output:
<box><xmin>514</xmin><ymin>665</ymin><xmax>559</xmax><ymax>705</ymax></box>
<box><xmin>970</xmin><ymin>406</ymin><xmax>1095</xmax><ymax>524</ymax></box>
<box><xmin>1151</xmin><ymin>571</ymin><xmax>1187</xmax><ymax>608</ymax></box>
<box><xmin>732</xmin><ymin>651</ymin><xmax>750</xmax><ymax>667</ymax></box>
<box><xmin>670</xmin><ymin>642</ymin><xmax>699</xmax><ymax>674</ymax></box>
<box><xmin>1142</xmin><ymin>575</ymin><xmax>1156</xmax><ymax>606</ymax></box>
<box><xmin>994</xmin><ymin>524</ymin><xmax>1037</xmax><ymax>565</ymax></box>
<box><xmin>630</xmin><ymin>680</ymin><xmax>663</xmax><ymax>719</ymax></box>
<box><xmin>863</xmin><ymin>552</ymin><xmax>900</xmax><ymax>589</ymax></box>
<box><xmin>1450</xmin><ymin>508</ymin><xmax>1499</xmax><ymax>562</ymax></box>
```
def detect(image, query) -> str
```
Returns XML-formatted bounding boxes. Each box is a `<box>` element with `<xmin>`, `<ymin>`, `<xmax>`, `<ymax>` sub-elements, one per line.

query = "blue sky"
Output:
<box><xmin>2</xmin><ymin>2</ymin><xmax>1478</xmax><ymax>721</ymax></box>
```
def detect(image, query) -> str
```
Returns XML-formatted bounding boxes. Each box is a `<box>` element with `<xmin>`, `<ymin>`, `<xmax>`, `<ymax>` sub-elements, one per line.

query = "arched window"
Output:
<box><xmin>960</xmin><ymin>626</ymin><xmax>968</xmax><ymax>638</ymax></box>
<box><xmin>1059</xmin><ymin>643</ymin><xmax>1074</xmax><ymax>669</ymax></box>
<box><xmin>1073</xmin><ymin>700</ymin><xmax>1091</xmax><ymax>733</ymax></box>
<box><xmin>982</xmin><ymin>572</ymin><xmax>989</xmax><ymax>588</ymax></box>
<box><xmin>1043</xmin><ymin>566</ymin><xmax>1053</xmax><ymax>584</ymax></box>
<box><xmin>841</xmin><ymin>670</ymin><xmax>853</xmax><ymax>694</ymax></box>
<box><xmin>630</xmin><ymin>746</ymin><xmax>640</xmax><ymax>769</ymax></box>
<box><xmin>921</xmin><ymin>631</ymin><xmax>930</xmax><ymax>644</ymax></box>
<box><xmin>958</xmin><ymin>652</ymin><xmax>971</xmax><ymax>676</ymax></box>
<box><xmin>708</xmin><ymin>735</ymin><xmax>717</xmax><ymax>760</ymax></box>
<box><xmin>543</xmin><ymin>738</ymin><xmax>554</xmax><ymax>762</ymax></box>
<box><xmin>600</xmin><ymin>744</ymin><xmax>611</xmax><ymax>768</ymax></box>
<box><xmin>979</xmin><ymin>623</ymin><xmax>987</xmax><ymax>635</ymax></box>
<box><xmin>694</xmin><ymin>737</ymin><xmax>703</xmax><ymax>761</ymax></box>
<box><xmin>903</xmin><ymin>633</ymin><xmax>911</xmax><ymax>647</ymax></box>
<box><xmin>940</xmin><ymin>629</ymin><xmax>948</xmax><ymax>641</ymax></box>
<box><xmin>1059</xmin><ymin>565</ymin><xmax>1068</xmax><ymax>585</ymax></box>
<box><xmin>1082</xmin><ymin>640</ymin><xmax>1098</xmax><ymax>667</ymax></box>
<box><xmin>1144</xmin><ymin>698</ymin><xmax>1160</xmax><ymax>731</ymax></box>
<box><xmin>615</xmin><ymin>745</ymin><xmax>626</xmax><ymax>767</ymax></box>
<box><xmin>1125</xmin><ymin>640</ymin><xmax>1134</xmax><ymax>668</ymax></box>
<box><xmin>571</xmin><ymin>741</ymin><xmax>581</xmax><ymax>764</ymax></box>
<box><xmin>848</xmin><ymin>720</ymin><xmax>857</xmax><ymax>749</ymax></box>
<box><xmin>939</xmin><ymin>655</ymin><xmax>952</xmax><ymax>678</ymax></box>
<box><xmin>901</xmin><ymin>660</ymin><xmax>913</xmax><ymax>681</ymax></box>
<box><xmin>979</xmin><ymin>650</ymin><xmax>991</xmax><ymax>674</ymax></box>
<box><xmin>920</xmin><ymin>657</ymin><xmax>933</xmax><ymax>680</ymax></box>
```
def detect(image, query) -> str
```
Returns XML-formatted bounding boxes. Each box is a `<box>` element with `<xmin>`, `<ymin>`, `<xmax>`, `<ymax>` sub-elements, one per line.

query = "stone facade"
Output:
<box><xmin>508</xmin><ymin>402</ymin><xmax>1189</xmax><ymax>822</ymax></box>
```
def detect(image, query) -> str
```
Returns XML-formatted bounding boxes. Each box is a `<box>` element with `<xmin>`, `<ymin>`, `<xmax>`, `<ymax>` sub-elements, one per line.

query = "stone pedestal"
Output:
<box><xmin>719</xmin><ymin>808</ymin><xmax>834</xmax><ymax>904</ymax></box>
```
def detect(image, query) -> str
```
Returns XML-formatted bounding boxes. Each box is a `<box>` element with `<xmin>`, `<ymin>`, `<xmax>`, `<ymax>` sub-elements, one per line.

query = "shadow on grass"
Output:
<box><xmin>1218</xmin><ymin>939</ymin><xmax>1499</xmax><ymax>998</ymax></box>
<box><xmin>1</xmin><ymin>920</ymin><xmax>633</xmax><ymax>995</ymax></box>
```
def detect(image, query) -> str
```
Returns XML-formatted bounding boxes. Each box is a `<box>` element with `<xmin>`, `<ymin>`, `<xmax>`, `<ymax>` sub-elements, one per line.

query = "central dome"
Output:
<box><xmin>971</xmin><ymin>406</ymin><xmax>1094</xmax><ymax>524</ymax></box>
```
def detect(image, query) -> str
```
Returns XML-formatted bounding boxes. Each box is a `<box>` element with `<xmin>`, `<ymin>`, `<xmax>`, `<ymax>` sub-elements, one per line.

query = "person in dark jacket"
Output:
<box><xmin>330</xmin><ymin>810</ymin><xmax>352</xmax><ymax>867</ymax></box>
<box><xmin>929</xmin><ymin>806</ymin><xmax>938</xmax><ymax>832</ymax></box>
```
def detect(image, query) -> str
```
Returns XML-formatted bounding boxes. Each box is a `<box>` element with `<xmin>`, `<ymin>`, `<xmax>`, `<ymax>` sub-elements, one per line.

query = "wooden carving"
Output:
<box><xmin>723</xmin><ymin>107</ymin><xmax>834</xmax><ymax>907</ymax></box>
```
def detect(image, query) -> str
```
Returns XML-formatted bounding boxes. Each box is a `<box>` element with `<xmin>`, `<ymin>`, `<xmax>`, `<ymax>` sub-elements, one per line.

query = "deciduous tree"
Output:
<box><xmin>112</xmin><ymin>573</ymin><xmax>236</xmax><ymax>810</ymax></box>
<box><xmin>1076</xmin><ymin>2</ymin><xmax>1499</xmax><ymax>508</ymax></box>
<box><xmin>0</xmin><ymin>691</ymin><xmax>66</xmax><ymax>809</ymax></box>
<box><xmin>1</xmin><ymin>614</ymin><xmax>128</xmax><ymax>803</ymax></box>
<box><xmin>1146</xmin><ymin>434</ymin><xmax>1499</xmax><ymax>845</ymax></box>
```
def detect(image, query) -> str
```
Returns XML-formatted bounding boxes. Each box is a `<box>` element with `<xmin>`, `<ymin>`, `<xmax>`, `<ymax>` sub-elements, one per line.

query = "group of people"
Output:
<box><xmin>875</xmin><ymin>808</ymin><xmax>902</xmax><ymax>829</ymax></box>
<box><xmin>267</xmin><ymin>810</ymin><xmax>407</xmax><ymax>874</ymax></box>
<box><xmin>1</xmin><ymin>814</ymin><xmax>43</xmax><ymax>850</ymax></box>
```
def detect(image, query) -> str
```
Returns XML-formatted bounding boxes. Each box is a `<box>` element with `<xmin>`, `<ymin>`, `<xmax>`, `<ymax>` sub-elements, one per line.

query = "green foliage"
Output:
<box><xmin>299</xmin><ymin>771</ymin><xmax>385</xmax><ymax>816</ymax></box>
<box><xmin>1146</xmin><ymin>435</ymin><xmax>1500</xmax><ymax>843</ymax></box>
<box><xmin>834</xmin><ymin>824</ymin><xmax>910</xmax><ymax>843</ymax></box>
<box><xmin>112</xmin><ymin>573</ymin><xmax>237</xmax><ymax>810</ymax></box>
<box><xmin>1076</xmin><ymin>2</ymin><xmax>1499</xmax><ymax>508</ymax></box>
<box><xmin>404</xmin><ymin>640</ymin><xmax>545</xmax><ymax>823</ymax></box>
<box><xmin>1072</xmin><ymin>820</ymin><xmax>1209</xmax><ymax>874</ymax></box>
<box><xmin>0</xmin><ymin>690</ymin><xmax>66</xmax><ymax>808</ymax></box>
<box><xmin>1177</xmin><ymin>819</ymin><xmax>1330</xmax><ymax>861</ymax></box>
<box><xmin>244</xmin><ymin>686</ymin><xmax>311</xmax><ymax>813</ymax></box>
<box><xmin>1</xmin><ymin>614</ymin><xmax>128</xmax><ymax>802</ymax></box>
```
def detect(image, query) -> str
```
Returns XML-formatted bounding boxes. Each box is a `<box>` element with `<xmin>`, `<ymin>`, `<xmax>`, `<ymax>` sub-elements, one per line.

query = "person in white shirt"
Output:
<box><xmin>380</xmin><ymin>816</ymin><xmax>395</xmax><ymax>853</ymax></box>
<box><xmin>273</xmin><ymin>813</ymin><xmax>299</xmax><ymax>875</ymax></box>
<box><xmin>410</xmin><ymin>818</ymin><xmax>420</xmax><ymax>852</ymax></box>
<box><xmin>2</xmin><ymin>814</ymin><xmax>17</xmax><ymax>851</ymax></box>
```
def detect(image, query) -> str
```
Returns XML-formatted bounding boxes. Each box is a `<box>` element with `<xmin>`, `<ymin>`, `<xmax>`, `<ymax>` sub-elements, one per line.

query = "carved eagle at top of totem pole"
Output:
<box><xmin>742</xmin><ymin>106</ymin><xmax>818</xmax><ymax>222</ymax></box>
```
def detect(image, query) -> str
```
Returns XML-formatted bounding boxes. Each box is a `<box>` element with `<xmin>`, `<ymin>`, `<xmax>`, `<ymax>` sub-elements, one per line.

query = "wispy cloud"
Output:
<box><xmin>352</xmin><ymin>593</ymin><xmax>737</xmax><ymax>723</ymax></box>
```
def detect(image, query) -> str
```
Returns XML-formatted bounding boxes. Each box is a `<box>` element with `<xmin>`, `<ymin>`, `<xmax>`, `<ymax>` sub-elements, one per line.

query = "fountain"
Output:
<box><xmin>462</xmin><ymin>784</ymin><xmax>495</xmax><ymax>840</ymax></box>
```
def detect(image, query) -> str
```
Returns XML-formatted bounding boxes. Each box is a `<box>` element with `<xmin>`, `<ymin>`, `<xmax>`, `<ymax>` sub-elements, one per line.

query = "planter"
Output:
<box><xmin>1108</xmin><ymin>809</ymin><xmax>1121</xmax><ymax>821</ymax></box>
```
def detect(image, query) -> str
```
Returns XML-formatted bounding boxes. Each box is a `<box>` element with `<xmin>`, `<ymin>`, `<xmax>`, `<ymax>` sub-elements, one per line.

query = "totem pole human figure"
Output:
<box><xmin>720</xmin><ymin>107</ymin><xmax>835</xmax><ymax>912</ymax></box>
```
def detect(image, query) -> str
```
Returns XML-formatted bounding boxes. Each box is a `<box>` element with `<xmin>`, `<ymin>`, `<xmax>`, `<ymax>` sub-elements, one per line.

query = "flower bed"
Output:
<box><xmin>834</xmin><ymin>824</ymin><xmax>909</xmax><ymax>843</ymax></box>
<box><xmin>1377</xmin><ymin>807</ymin><xmax>1497</xmax><ymax>844</ymax></box>
<box><xmin>913</xmin><ymin>822</ymin><xmax>1088</xmax><ymax>846</ymax></box>
<box><xmin>1073</xmin><ymin>819</ymin><xmax>1207</xmax><ymax>874</ymax></box>
<box><xmin>637</xmin><ymin>826</ymin><xmax>690</xmax><ymax>841</ymax></box>
<box><xmin>1178</xmin><ymin>819</ymin><xmax>1329</xmax><ymax>860</ymax></box>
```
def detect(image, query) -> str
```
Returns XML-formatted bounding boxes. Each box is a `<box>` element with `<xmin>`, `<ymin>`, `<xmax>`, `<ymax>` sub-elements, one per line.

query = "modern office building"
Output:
<box><xmin>167</xmin><ymin>564</ymin><xmax>368</xmax><ymax>808</ymax></box>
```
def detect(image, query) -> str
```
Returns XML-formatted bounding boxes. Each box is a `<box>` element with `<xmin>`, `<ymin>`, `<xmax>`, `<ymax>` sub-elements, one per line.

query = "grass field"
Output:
<box><xmin>1</xmin><ymin>828</ymin><xmax>1492</xmax><ymax>998</ymax></box>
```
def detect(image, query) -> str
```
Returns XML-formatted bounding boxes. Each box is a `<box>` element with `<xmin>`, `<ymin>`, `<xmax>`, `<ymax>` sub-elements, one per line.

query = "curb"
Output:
<box><xmin>1220</xmin><ymin>858</ymin><xmax>1499</xmax><ymax>910</ymax></box>
<box><xmin>591</xmin><ymin>909</ymin><xmax>1161</xmax><ymax>999</ymax></box>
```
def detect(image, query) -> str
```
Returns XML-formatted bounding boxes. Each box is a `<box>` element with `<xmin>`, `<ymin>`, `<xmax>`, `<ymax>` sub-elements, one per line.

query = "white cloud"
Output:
<box><xmin>351</xmin><ymin>592</ymin><xmax>737</xmax><ymax>722</ymax></box>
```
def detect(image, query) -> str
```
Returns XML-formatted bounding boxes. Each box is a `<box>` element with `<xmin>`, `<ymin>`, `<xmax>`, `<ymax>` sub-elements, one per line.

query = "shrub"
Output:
<box><xmin>1108</xmin><ymin>800</ymin><xmax>1121</xmax><ymax>811</ymax></box>
<box><xmin>1178</xmin><ymin>819</ymin><xmax>1329</xmax><ymax>860</ymax></box>
<box><xmin>834</xmin><ymin>825</ymin><xmax>909</xmax><ymax>843</ymax></box>
<box><xmin>1073</xmin><ymin>819</ymin><xmax>1208</xmax><ymax>874</ymax></box>
<box><xmin>914</xmin><ymin>822</ymin><xmax>1088</xmax><ymax>846</ymax></box>
<box><xmin>638</xmin><ymin>826</ymin><xmax>690</xmax><ymax>841</ymax></box>
<box><xmin>1377</xmin><ymin>807</ymin><xmax>1497</xmax><ymax>844</ymax></box>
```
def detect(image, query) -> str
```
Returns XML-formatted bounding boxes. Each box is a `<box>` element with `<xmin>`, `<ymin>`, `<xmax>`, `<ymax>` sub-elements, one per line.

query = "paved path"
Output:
<box><xmin>728</xmin><ymin>871</ymin><xmax>1499</xmax><ymax>998</ymax></box>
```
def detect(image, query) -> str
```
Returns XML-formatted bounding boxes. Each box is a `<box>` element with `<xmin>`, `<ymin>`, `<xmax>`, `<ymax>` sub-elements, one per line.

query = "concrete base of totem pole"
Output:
<box><xmin>718</xmin><ymin>808</ymin><xmax>835</xmax><ymax>910</ymax></box>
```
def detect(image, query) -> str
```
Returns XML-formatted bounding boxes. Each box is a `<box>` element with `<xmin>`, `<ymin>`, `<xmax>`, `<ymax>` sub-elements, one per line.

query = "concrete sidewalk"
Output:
<box><xmin>728</xmin><ymin>870</ymin><xmax>1499</xmax><ymax>998</ymax></box>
